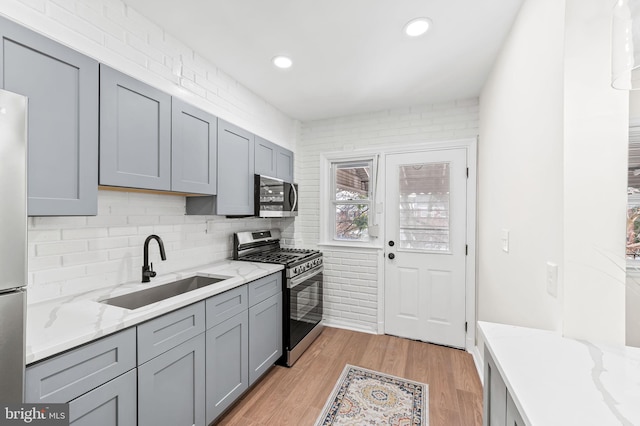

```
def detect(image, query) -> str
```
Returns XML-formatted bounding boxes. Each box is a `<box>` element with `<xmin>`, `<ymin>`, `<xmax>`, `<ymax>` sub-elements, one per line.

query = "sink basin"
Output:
<box><xmin>101</xmin><ymin>275</ymin><xmax>230</xmax><ymax>310</ymax></box>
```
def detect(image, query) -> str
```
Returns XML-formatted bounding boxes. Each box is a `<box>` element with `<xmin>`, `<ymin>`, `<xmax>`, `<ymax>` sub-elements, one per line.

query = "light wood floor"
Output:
<box><xmin>217</xmin><ymin>327</ymin><xmax>483</xmax><ymax>425</ymax></box>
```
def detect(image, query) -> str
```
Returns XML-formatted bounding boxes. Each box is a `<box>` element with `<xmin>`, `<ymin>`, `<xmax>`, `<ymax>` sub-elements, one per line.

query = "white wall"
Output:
<box><xmin>478</xmin><ymin>0</ymin><xmax>565</xmax><ymax>333</ymax></box>
<box><xmin>299</xmin><ymin>99</ymin><xmax>479</xmax><ymax>332</ymax></box>
<box><xmin>479</xmin><ymin>0</ymin><xmax>628</xmax><ymax>345</ymax></box>
<box><xmin>562</xmin><ymin>0</ymin><xmax>628</xmax><ymax>344</ymax></box>
<box><xmin>0</xmin><ymin>0</ymin><xmax>299</xmax><ymax>301</ymax></box>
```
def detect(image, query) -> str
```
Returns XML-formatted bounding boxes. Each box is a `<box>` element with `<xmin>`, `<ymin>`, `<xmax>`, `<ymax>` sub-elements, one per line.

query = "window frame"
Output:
<box><xmin>319</xmin><ymin>152</ymin><xmax>380</xmax><ymax>248</ymax></box>
<box><xmin>331</xmin><ymin>159</ymin><xmax>373</xmax><ymax>242</ymax></box>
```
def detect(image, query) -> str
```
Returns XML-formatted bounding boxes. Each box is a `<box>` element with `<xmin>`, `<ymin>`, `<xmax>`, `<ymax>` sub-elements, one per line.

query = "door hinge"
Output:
<box><xmin>466</xmin><ymin>167</ymin><xmax>469</xmax><ymax>178</ymax></box>
<box><xmin>465</xmin><ymin>244</ymin><xmax>468</xmax><ymax>255</ymax></box>
<box><xmin>465</xmin><ymin>322</ymin><xmax>468</xmax><ymax>333</ymax></box>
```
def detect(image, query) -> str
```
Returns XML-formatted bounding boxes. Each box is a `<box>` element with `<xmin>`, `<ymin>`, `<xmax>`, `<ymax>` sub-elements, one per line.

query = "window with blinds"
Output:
<box><xmin>398</xmin><ymin>162</ymin><xmax>451</xmax><ymax>252</ymax></box>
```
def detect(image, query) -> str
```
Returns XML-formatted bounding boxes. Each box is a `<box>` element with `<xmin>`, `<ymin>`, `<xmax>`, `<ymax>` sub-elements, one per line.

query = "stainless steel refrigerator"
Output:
<box><xmin>0</xmin><ymin>89</ymin><xmax>27</xmax><ymax>403</ymax></box>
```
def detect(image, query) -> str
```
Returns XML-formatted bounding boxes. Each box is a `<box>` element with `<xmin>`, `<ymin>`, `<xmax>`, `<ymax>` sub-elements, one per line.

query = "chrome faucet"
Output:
<box><xmin>142</xmin><ymin>234</ymin><xmax>167</xmax><ymax>283</ymax></box>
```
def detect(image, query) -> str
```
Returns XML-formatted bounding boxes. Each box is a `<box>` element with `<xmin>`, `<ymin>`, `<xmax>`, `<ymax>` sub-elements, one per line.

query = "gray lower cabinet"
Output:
<box><xmin>506</xmin><ymin>392</ymin><xmax>525</xmax><ymax>426</ymax></box>
<box><xmin>205</xmin><ymin>311</ymin><xmax>249</xmax><ymax>423</ymax></box>
<box><xmin>138</xmin><ymin>333</ymin><xmax>206</xmax><ymax>426</ymax></box>
<box><xmin>255</xmin><ymin>136</ymin><xmax>294</xmax><ymax>183</ymax></box>
<box><xmin>0</xmin><ymin>15</ymin><xmax>98</xmax><ymax>216</ymax></box>
<box><xmin>248</xmin><ymin>292</ymin><xmax>283</xmax><ymax>384</ymax></box>
<box><xmin>171</xmin><ymin>98</ymin><xmax>217</xmax><ymax>194</ymax></box>
<box><xmin>483</xmin><ymin>348</ymin><xmax>527</xmax><ymax>426</ymax></box>
<box><xmin>68</xmin><ymin>369</ymin><xmax>136</xmax><ymax>426</ymax></box>
<box><xmin>216</xmin><ymin>119</ymin><xmax>255</xmax><ymax>215</ymax></box>
<box><xmin>25</xmin><ymin>329</ymin><xmax>136</xmax><ymax>426</ymax></box>
<box><xmin>100</xmin><ymin>64</ymin><xmax>172</xmax><ymax>191</ymax></box>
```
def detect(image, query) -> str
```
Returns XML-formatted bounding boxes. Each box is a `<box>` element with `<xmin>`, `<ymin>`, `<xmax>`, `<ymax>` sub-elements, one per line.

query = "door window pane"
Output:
<box><xmin>398</xmin><ymin>162</ymin><xmax>450</xmax><ymax>251</ymax></box>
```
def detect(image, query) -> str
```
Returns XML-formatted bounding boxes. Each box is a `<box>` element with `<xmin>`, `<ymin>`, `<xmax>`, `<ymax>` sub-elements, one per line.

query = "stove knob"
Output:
<box><xmin>293</xmin><ymin>266</ymin><xmax>298</xmax><ymax>275</ymax></box>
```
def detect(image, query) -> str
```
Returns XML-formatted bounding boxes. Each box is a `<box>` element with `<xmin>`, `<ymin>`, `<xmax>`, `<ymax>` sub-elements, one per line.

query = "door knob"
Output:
<box><xmin>388</xmin><ymin>253</ymin><xmax>395</xmax><ymax>260</ymax></box>
<box><xmin>388</xmin><ymin>241</ymin><xmax>395</xmax><ymax>247</ymax></box>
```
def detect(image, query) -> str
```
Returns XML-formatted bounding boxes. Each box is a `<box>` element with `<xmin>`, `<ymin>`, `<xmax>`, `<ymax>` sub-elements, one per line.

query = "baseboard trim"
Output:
<box><xmin>322</xmin><ymin>319</ymin><xmax>379</xmax><ymax>335</ymax></box>
<box><xmin>471</xmin><ymin>345</ymin><xmax>484</xmax><ymax>386</ymax></box>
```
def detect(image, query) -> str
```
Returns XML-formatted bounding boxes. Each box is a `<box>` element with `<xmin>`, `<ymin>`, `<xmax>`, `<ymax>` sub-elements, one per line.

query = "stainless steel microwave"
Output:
<box><xmin>254</xmin><ymin>175</ymin><xmax>298</xmax><ymax>217</ymax></box>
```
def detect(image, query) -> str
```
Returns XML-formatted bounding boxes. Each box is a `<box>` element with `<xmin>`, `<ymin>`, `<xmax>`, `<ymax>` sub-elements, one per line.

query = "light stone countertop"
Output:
<box><xmin>26</xmin><ymin>260</ymin><xmax>283</xmax><ymax>364</ymax></box>
<box><xmin>479</xmin><ymin>321</ymin><xmax>640</xmax><ymax>426</ymax></box>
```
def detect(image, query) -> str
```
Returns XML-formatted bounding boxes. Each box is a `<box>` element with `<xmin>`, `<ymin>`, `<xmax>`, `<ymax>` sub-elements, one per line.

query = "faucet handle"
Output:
<box><xmin>149</xmin><ymin>262</ymin><xmax>156</xmax><ymax>277</ymax></box>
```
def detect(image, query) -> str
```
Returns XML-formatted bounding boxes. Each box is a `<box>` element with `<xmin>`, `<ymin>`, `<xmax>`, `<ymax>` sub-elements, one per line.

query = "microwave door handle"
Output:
<box><xmin>290</xmin><ymin>184</ymin><xmax>298</xmax><ymax>212</ymax></box>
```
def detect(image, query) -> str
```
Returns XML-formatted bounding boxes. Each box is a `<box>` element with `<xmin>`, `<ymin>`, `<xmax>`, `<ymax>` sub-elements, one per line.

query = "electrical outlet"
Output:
<box><xmin>501</xmin><ymin>229</ymin><xmax>509</xmax><ymax>253</ymax></box>
<box><xmin>546</xmin><ymin>262</ymin><xmax>558</xmax><ymax>298</ymax></box>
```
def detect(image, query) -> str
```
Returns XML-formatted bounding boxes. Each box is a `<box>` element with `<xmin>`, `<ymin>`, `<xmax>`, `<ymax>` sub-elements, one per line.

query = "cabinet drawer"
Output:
<box><xmin>25</xmin><ymin>328</ymin><xmax>136</xmax><ymax>404</ymax></box>
<box><xmin>137</xmin><ymin>302</ymin><xmax>205</xmax><ymax>364</ymax></box>
<box><xmin>206</xmin><ymin>285</ymin><xmax>248</xmax><ymax>329</ymax></box>
<box><xmin>248</xmin><ymin>273</ymin><xmax>282</xmax><ymax>307</ymax></box>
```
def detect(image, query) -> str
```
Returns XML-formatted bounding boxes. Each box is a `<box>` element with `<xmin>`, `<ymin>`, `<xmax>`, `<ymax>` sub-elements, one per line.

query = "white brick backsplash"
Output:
<box><xmin>36</xmin><ymin>240</ymin><xmax>87</xmax><ymax>256</ymax></box>
<box><xmin>27</xmin><ymin>190</ymin><xmax>282</xmax><ymax>301</ymax></box>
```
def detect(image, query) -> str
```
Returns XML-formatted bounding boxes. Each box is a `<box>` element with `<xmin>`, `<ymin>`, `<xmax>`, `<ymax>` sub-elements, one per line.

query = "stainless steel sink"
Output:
<box><xmin>101</xmin><ymin>275</ymin><xmax>230</xmax><ymax>310</ymax></box>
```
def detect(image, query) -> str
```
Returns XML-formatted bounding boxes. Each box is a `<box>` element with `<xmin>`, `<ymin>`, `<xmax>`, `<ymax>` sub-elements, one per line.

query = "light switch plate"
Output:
<box><xmin>546</xmin><ymin>262</ymin><xmax>558</xmax><ymax>298</ymax></box>
<box><xmin>501</xmin><ymin>229</ymin><xmax>509</xmax><ymax>253</ymax></box>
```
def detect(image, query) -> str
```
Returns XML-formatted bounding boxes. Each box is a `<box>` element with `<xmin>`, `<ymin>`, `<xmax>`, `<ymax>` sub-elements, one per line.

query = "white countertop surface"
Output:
<box><xmin>479</xmin><ymin>321</ymin><xmax>640</xmax><ymax>426</ymax></box>
<box><xmin>26</xmin><ymin>260</ymin><xmax>283</xmax><ymax>364</ymax></box>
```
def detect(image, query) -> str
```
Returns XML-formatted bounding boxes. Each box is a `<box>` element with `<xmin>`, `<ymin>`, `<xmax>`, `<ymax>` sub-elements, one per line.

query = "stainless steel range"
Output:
<box><xmin>233</xmin><ymin>229</ymin><xmax>323</xmax><ymax>366</ymax></box>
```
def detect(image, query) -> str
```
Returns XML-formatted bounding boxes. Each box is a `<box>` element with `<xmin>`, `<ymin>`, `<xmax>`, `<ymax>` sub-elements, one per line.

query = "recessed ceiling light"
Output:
<box><xmin>404</xmin><ymin>18</ymin><xmax>432</xmax><ymax>37</ymax></box>
<box><xmin>272</xmin><ymin>55</ymin><xmax>293</xmax><ymax>69</ymax></box>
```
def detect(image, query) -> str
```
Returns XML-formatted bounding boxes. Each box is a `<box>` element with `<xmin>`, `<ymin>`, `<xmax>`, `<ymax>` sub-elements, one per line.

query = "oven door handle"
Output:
<box><xmin>288</xmin><ymin>265</ymin><xmax>323</xmax><ymax>289</ymax></box>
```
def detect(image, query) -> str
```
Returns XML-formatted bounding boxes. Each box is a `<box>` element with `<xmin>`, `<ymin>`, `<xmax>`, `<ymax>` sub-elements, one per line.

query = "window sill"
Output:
<box><xmin>318</xmin><ymin>241</ymin><xmax>383</xmax><ymax>251</ymax></box>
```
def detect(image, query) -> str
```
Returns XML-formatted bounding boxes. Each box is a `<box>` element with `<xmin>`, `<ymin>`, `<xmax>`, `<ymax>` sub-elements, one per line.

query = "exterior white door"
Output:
<box><xmin>384</xmin><ymin>148</ymin><xmax>467</xmax><ymax>348</ymax></box>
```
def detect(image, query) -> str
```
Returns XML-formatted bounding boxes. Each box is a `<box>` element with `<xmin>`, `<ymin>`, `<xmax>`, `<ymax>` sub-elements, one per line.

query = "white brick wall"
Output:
<box><xmin>298</xmin><ymin>99</ymin><xmax>479</xmax><ymax>332</ymax></box>
<box><xmin>0</xmin><ymin>0</ymin><xmax>299</xmax><ymax>149</ymax></box>
<box><xmin>28</xmin><ymin>190</ymin><xmax>290</xmax><ymax>301</ymax></box>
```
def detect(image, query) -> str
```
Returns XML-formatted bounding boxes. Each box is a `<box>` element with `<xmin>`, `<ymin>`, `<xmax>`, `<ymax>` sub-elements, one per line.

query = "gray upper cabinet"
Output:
<box><xmin>0</xmin><ymin>16</ymin><xmax>98</xmax><ymax>216</ymax></box>
<box><xmin>255</xmin><ymin>136</ymin><xmax>294</xmax><ymax>182</ymax></box>
<box><xmin>216</xmin><ymin>119</ymin><xmax>255</xmax><ymax>215</ymax></box>
<box><xmin>171</xmin><ymin>99</ymin><xmax>217</xmax><ymax>194</ymax></box>
<box><xmin>99</xmin><ymin>65</ymin><xmax>171</xmax><ymax>191</ymax></box>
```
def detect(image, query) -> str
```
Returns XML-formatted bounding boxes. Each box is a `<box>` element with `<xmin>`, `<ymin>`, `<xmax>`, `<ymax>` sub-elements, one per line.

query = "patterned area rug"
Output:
<box><xmin>314</xmin><ymin>364</ymin><xmax>429</xmax><ymax>426</ymax></box>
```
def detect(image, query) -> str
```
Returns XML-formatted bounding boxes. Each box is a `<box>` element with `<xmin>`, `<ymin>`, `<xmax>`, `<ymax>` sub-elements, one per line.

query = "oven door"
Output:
<box><xmin>286</xmin><ymin>266</ymin><xmax>323</xmax><ymax>351</ymax></box>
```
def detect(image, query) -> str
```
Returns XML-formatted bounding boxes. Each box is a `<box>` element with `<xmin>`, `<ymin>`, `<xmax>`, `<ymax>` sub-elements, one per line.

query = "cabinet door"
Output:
<box><xmin>205</xmin><ymin>311</ymin><xmax>248</xmax><ymax>423</ymax></box>
<box><xmin>69</xmin><ymin>369</ymin><xmax>136</xmax><ymax>426</ymax></box>
<box><xmin>216</xmin><ymin>119</ymin><xmax>255</xmax><ymax>215</ymax></box>
<box><xmin>100</xmin><ymin>65</ymin><xmax>171</xmax><ymax>191</ymax></box>
<box><xmin>0</xmin><ymin>16</ymin><xmax>98</xmax><ymax>216</ymax></box>
<box><xmin>483</xmin><ymin>348</ymin><xmax>507</xmax><ymax>426</ymax></box>
<box><xmin>506</xmin><ymin>392</ymin><xmax>526</xmax><ymax>426</ymax></box>
<box><xmin>248</xmin><ymin>292</ymin><xmax>282</xmax><ymax>385</ymax></box>
<box><xmin>138</xmin><ymin>334</ymin><xmax>205</xmax><ymax>426</ymax></box>
<box><xmin>255</xmin><ymin>136</ymin><xmax>277</xmax><ymax>177</ymax></box>
<box><xmin>255</xmin><ymin>136</ymin><xmax>294</xmax><ymax>183</ymax></box>
<box><xmin>276</xmin><ymin>148</ymin><xmax>294</xmax><ymax>183</ymax></box>
<box><xmin>171</xmin><ymin>98</ymin><xmax>217</xmax><ymax>194</ymax></box>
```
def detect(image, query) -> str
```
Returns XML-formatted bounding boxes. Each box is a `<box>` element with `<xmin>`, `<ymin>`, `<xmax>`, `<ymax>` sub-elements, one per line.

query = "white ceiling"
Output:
<box><xmin>121</xmin><ymin>0</ymin><xmax>524</xmax><ymax>122</ymax></box>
